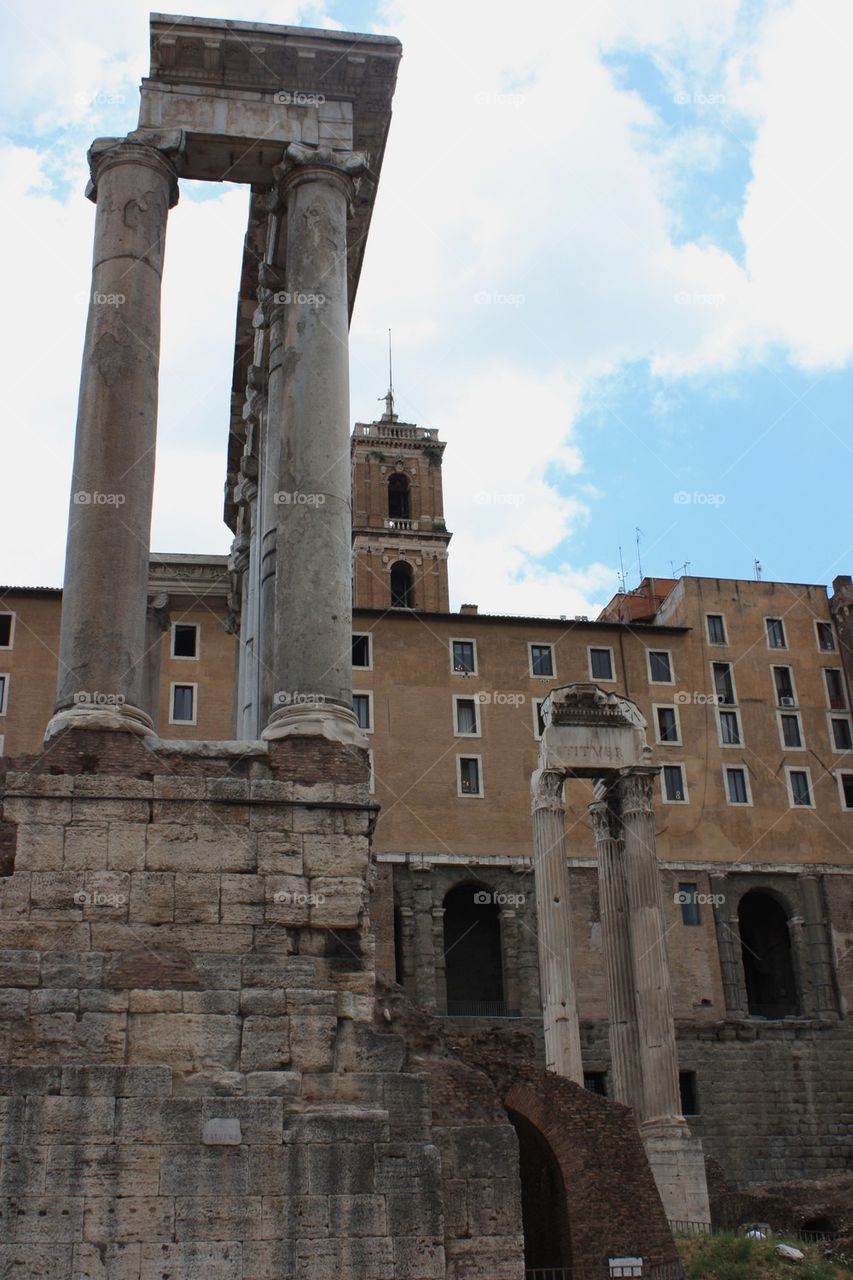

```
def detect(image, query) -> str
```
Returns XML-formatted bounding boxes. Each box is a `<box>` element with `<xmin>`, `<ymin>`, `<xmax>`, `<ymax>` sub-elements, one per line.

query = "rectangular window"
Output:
<box><xmin>353</xmin><ymin>693</ymin><xmax>372</xmax><ymax>732</ymax></box>
<box><xmin>458</xmin><ymin>756</ymin><xmax>482</xmax><ymax>797</ymax></box>
<box><xmin>712</xmin><ymin>662</ymin><xmax>735</xmax><ymax>705</ymax></box>
<box><xmin>788</xmin><ymin>768</ymin><xmax>813</xmax><ymax>808</ymax></box>
<box><xmin>454</xmin><ymin>696</ymin><xmax>479</xmax><ymax>736</ymax></box>
<box><xmin>170</xmin><ymin>683</ymin><xmax>196</xmax><ymax>725</ymax></box>
<box><xmin>718</xmin><ymin>709</ymin><xmax>741</xmax><ymax>746</ymax></box>
<box><xmin>780</xmin><ymin>713</ymin><xmax>803</xmax><ymax>749</ymax></box>
<box><xmin>766</xmin><ymin>617</ymin><xmax>787</xmax><ymax>649</ymax></box>
<box><xmin>678</xmin><ymin>882</ymin><xmax>700</xmax><ymax>925</ymax></box>
<box><xmin>655</xmin><ymin>706</ymin><xmax>680</xmax><ymax>744</ymax></box>
<box><xmin>533</xmin><ymin>699</ymin><xmax>546</xmax><ymax>740</ymax></box>
<box><xmin>706</xmin><ymin>614</ymin><xmax>727</xmax><ymax>646</ymax></box>
<box><xmin>816</xmin><ymin>621</ymin><xmax>836</xmax><ymax>652</ymax></box>
<box><xmin>662</xmin><ymin>764</ymin><xmax>687</xmax><ymax>803</ymax></box>
<box><xmin>679</xmin><ymin>1071</ymin><xmax>700</xmax><ymax>1116</ymax></box>
<box><xmin>171</xmin><ymin>623</ymin><xmax>199</xmax><ymax>659</ymax></box>
<box><xmin>0</xmin><ymin>674</ymin><xmax>7</xmax><ymax>716</ymax></box>
<box><xmin>725</xmin><ymin>767</ymin><xmax>750</xmax><ymax>805</ymax></box>
<box><xmin>824</xmin><ymin>668</ymin><xmax>847</xmax><ymax>710</ymax></box>
<box><xmin>589</xmin><ymin>647</ymin><xmax>614</xmax><ymax>681</ymax></box>
<box><xmin>529</xmin><ymin>643</ymin><xmax>554</xmax><ymax>677</ymax></box>
<box><xmin>773</xmin><ymin>666</ymin><xmax>795</xmax><ymax>705</ymax></box>
<box><xmin>648</xmin><ymin>650</ymin><xmax>673</xmax><ymax>683</ymax></box>
<box><xmin>583</xmin><ymin>1072</ymin><xmax>607</xmax><ymax>1097</ymax></box>
<box><xmin>838</xmin><ymin>773</ymin><xmax>853</xmax><ymax>810</ymax></box>
<box><xmin>352</xmin><ymin>633</ymin><xmax>371</xmax><ymax>668</ymax></box>
<box><xmin>451</xmin><ymin>639</ymin><xmax>476</xmax><ymax>675</ymax></box>
<box><xmin>0</xmin><ymin>613</ymin><xmax>14</xmax><ymax>649</ymax></box>
<box><xmin>831</xmin><ymin>717</ymin><xmax>853</xmax><ymax>751</ymax></box>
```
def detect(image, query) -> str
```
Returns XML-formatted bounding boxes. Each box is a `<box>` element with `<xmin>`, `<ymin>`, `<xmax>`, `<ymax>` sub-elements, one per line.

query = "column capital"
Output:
<box><xmin>531</xmin><ymin>767</ymin><xmax>566</xmax><ymax>814</ymax></box>
<box><xmin>86</xmin><ymin>130</ymin><xmax>185</xmax><ymax>207</ymax></box>
<box><xmin>272</xmin><ymin>142</ymin><xmax>367</xmax><ymax>206</ymax></box>
<box><xmin>617</xmin><ymin>766</ymin><xmax>659</xmax><ymax>818</ymax></box>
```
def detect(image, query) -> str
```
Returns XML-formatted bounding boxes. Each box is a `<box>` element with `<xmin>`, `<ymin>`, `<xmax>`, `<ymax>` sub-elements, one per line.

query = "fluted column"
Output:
<box><xmin>618</xmin><ymin>768</ymin><xmax>684</xmax><ymax>1131</ymax></box>
<box><xmin>261</xmin><ymin>143</ymin><xmax>367</xmax><ymax>746</ymax></box>
<box><xmin>590</xmin><ymin>784</ymin><xmax>643</xmax><ymax>1116</ymax></box>
<box><xmin>48</xmin><ymin>134</ymin><xmax>182</xmax><ymax>738</ymax></box>
<box><xmin>709</xmin><ymin>872</ymin><xmax>748</xmax><ymax>1017</ymax></box>
<box><xmin>531</xmin><ymin>768</ymin><xmax>583</xmax><ymax>1082</ymax></box>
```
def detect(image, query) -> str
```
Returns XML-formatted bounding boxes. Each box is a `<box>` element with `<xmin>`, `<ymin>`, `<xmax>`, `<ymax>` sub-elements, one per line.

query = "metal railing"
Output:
<box><xmin>444</xmin><ymin>999</ymin><xmax>519</xmax><ymax>1018</ymax></box>
<box><xmin>525</xmin><ymin>1263</ymin><xmax>683</xmax><ymax>1280</ymax></box>
<box><xmin>670</xmin><ymin>1220</ymin><xmax>831</xmax><ymax>1244</ymax></box>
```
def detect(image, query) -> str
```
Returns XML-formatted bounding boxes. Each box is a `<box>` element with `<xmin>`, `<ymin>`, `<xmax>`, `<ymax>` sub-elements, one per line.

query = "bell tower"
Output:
<box><xmin>351</xmin><ymin>389</ymin><xmax>451</xmax><ymax>612</ymax></box>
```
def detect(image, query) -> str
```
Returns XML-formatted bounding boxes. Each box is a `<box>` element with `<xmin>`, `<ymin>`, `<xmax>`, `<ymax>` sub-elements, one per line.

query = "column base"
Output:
<box><xmin>641</xmin><ymin>1121</ymin><xmax>710</xmax><ymax>1226</ymax></box>
<box><xmin>45</xmin><ymin>702</ymin><xmax>155</xmax><ymax>741</ymax></box>
<box><xmin>262</xmin><ymin>701</ymin><xmax>368</xmax><ymax>750</ymax></box>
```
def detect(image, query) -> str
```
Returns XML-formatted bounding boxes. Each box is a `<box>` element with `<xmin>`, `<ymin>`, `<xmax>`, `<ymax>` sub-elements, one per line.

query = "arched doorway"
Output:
<box><xmin>507</xmin><ymin>1108</ymin><xmax>571</xmax><ymax>1271</ymax></box>
<box><xmin>443</xmin><ymin>882</ymin><xmax>505</xmax><ymax>1016</ymax></box>
<box><xmin>390</xmin><ymin>561</ymin><xmax>414</xmax><ymax>608</ymax></box>
<box><xmin>738</xmin><ymin>890</ymin><xmax>799</xmax><ymax>1017</ymax></box>
<box><xmin>388</xmin><ymin>473</ymin><xmax>410</xmax><ymax>520</ymax></box>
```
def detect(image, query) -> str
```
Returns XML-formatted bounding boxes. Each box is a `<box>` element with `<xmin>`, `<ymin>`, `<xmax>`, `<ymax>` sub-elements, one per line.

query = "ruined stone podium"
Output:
<box><xmin>0</xmin><ymin>15</ymin><xmax>685</xmax><ymax>1279</ymax></box>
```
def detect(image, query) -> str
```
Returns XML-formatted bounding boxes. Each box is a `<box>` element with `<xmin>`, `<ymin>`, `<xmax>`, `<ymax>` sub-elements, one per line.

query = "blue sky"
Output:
<box><xmin>2</xmin><ymin>0</ymin><xmax>851</xmax><ymax>614</ymax></box>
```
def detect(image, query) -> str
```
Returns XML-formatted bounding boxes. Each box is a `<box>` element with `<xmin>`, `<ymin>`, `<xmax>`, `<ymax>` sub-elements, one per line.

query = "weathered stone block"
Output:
<box><xmin>393</xmin><ymin>1238</ymin><xmax>445</xmax><ymax>1279</ymax></box>
<box><xmin>3</xmin><ymin>798</ymin><xmax>71</xmax><ymax>825</ymax></box>
<box><xmin>256</xmin><ymin>834</ymin><xmax>302</xmax><ymax>876</ymax></box>
<box><xmin>0</xmin><ymin>1067</ymin><xmax>61</xmax><ymax>1096</ymax></box>
<box><xmin>84</xmin><ymin>1195</ymin><xmax>174</xmax><ymax>1244</ymax></box>
<box><xmin>160</xmin><ymin>1146</ymin><xmax>249</xmax><ymax>1196</ymax></box>
<box><xmin>60</xmin><ymin>1066</ymin><xmax>171</xmax><ymax>1097</ymax></box>
<box><xmin>328</xmin><ymin>1193</ymin><xmax>386</xmax><ymax>1237</ymax></box>
<box><xmin>107</xmin><ymin>824</ymin><xmax>147</xmax><ymax>870</ymax></box>
<box><xmin>129</xmin><ymin>872</ymin><xmax>174</xmax><ymax>924</ymax></box>
<box><xmin>0</xmin><ymin>989</ymin><xmax>28</xmax><ymax>1020</ymax></box>
<box><xmin>14</xmin><ymin>825</ymin><xmax>64</xmax><ymax>870</ymax></box>
<box><xmin>139</xmin><ymin>1242</ymin><xmax>242</xmax><ymax>1280</ymax></box>
<box><xmin>240</xmin><ymin>988</ymin><xmax>287</xmax><ymax>1016</ymax></box>
<box><xmin>309</xmin><ymin>878</ymin><xmax>364</xmax><ymax>928</ymax></box>
<box><xmin>242</xmin><ymin>955</ymin><xmax>315</xmax><ymax>988</ymax></box>
<box><xmin>386</xmin><ymin>1189</ymin><xmax>443</xmax><ymax>1236</ymax></box>
<box><xmin>64</xmin><ymin>826</ymin><xmax>109</xmax><ymax>871</ymax></box>
<box><xmin>175</xmin><ymin>1195</ymin><xmax>262</xmax><ymax>1241</ymax></box>
<box><xmin>301</xmin><ymin>834</ymin><xmax>365</xmax><ymax>877</ymax></box>
<box><xmin>241</xmin><ymin>1240</ymin><xmax>295</xmax><ymax>1280</ymax></box>
<box><xmin>261</xmin><ymin>1195</ymin><xmax>329</xmax><ymax>1240</ymax></box>
<box><xmin>438</xmin><ymin>1126</ymin><xmax>517</xmax><ymax>1178</ymax></box>
<box><xmin>172</xmin><ymin>1070</ymin><xmax>245</xmax><ymax>1097</ymax></box>
<box><xmin>0</xmin><ymin>1243</ymin><xmax>72</xmax><ymax>1278</ymax></box>
<box><xmin>146</xmin><ymin>825</ymin><xmax>255</xmax><ymax>873</ymax></box>
<box><xmin>25</xmin><ymin>1096</ymin><xmax>115</xmax><ymax>1145</ymax></box>
<box><xmin>284</xmin><ymin>1109</ymin><xmax>387</xmax><ymax>1145</ymax></box>
<box><xmin>376</xmin><ymin>1143</ymin><xmax>442</xmax><ymax>1194</ymax></box>
<box><xmin>10</xmin><ymin>1013</ymin><xmax>126</xmax><ymax>1066</ymax></box>
<box><xmin>72</xmin><ymin>1241</ymin><xmax>142</xmax><ymax>1280</ymax></box>
<box><xmin>220</xmin><ymin>874</ymin><xmax>264</xmax><ymax>924</ymax></box>
<box><xmin>128</xmin><ymin>990</ymin><xmax>182</xmax><ymax>1013</ymax></box>
<box><xmin>72</xmin><ymin>799</ymin><xmax>148</xmax><ymax>823</ymax></box>
<box><xmin>182</xmin><ymin>991</ymin><xmax>240</xmax><ymax>1014</ymax></box>
<box><xmin>305</xmin><ymin>1143</ymin><xmax>375</xmax><ymax>1196</ymax></box>
<box><xmin>0</xmin><ymin>950</ymin><xmax>40</xmax><ymax>987</ymax></box>
<box><xmin>174</xmin><ymin>872</ymin><xmax>220</xmax><ymax>923</ymax></box>
<box><xmin>293</xmin><ymin>1236</ymin><xmax>393</xmax><ymax>1278</ymax></box>
<box><xmin>240</xmin><ymin>1016</ymin><xmax>291</xmax><ymax>1071</ymax></box>
<box><xmin>244</xmin><ymin>1071</ymin><xmax>301</xmax><ymax>1098</ymax></box>
<box><xmin>0</xmin><ymin>1195</ymin><xmax>84</xmax><ymax>1242</ymax></box>
<box><xmin>287</xmin><ymin>1015</ymin><xmax>336</xmax><ymax>1073</ymax></box>
<box><xmin>30</xmin><ymin>872</ymin><xmax>83</xmax><ymax>914</ymax></box>
<box><xmin>45</xmin><ymin>1145</ymin><xmax>159</xmax><ymax>1196</ymax></box>
<box><xmin>42</xmin><ymin>952</ymin><xmax>103</xmax><ymax>989</ymax></box>
<box><xmin>30</xmin><ymin>988</ymin><xmax>79</xmax><ymax>1014</ymax></box>
<box><xmin>246</xmin><ymin>1145</ymin><xmax>307</xmax><ymax>1195</ymax></box>
<box><xmin>127</xmin><ymin>1013</ymin><xmax>240</xmax><ymax>1071</ymax></box>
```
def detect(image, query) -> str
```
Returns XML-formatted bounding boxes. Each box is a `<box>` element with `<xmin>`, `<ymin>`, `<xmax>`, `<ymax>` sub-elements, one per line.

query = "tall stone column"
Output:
<box><xmin>709</xmin><ymin>872</ymin><xmax>748</xmax><ymax>1017</ymax></box>
<box><xmin>412</xmin><ymin>873</ymin><xmax>437</xmax><ymax>1011</ymax></box>
<box><xmin>800</xmin><ymin>874</ymin><xmax>838</xmax><ymax>1019</ymax></box>
<box><xmin>618</xmin><ymin>768</ymin><xmax>683</xmax><ymax>1131</ymax></box>
<box><xmin>500</xmin><ymin>907</ymin><xmax>520</xmax><ymax>1016</ymax></box>
<box><xmin>590</xmin><ymin>785</ymin><xmax>643</xmax><ymax>1116</ymax></box>
<box><xmin>48</xmin><ymin>133</ymin><xmax>182</xmax><ymax>739</ymax></box>
<box><xmin>262</xmin><ymin>143</ymin><xmax>367</xmax><ymax>746</ymax></box>
<box><xmin>531</xmin><ymin>768</ymin><xmax>583</xmax><ymax>1082</ymax></box>
<box><xmin>432</xmin><ymin>905</ymin><xmax>448</xmax><ymax>1014</ymax></box>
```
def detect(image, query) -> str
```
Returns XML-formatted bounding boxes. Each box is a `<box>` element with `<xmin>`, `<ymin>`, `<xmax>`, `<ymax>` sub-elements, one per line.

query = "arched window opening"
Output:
<box><xmin>443</xmin><ymin>882</ymin><xmax>504</xmax><ymax>1016</ymax></box>
<box><xmin>390</xmin><ymin>561</ymin><xmax>414</xmax><ymax>609</ymax></box>
<box><xmin>388</xmin><ymin>473</ymin><xmax>410</xmax><ymax>520</ymax></box>
<box><xmin>739</xmin><ymin>890</ymin><xmax>799</xmax><ymax>1018</ymax></box>
<box><xmin>507</xmin><ymin>1108</ymin><xmax>572</xmax><ymax>1272</ymax></box>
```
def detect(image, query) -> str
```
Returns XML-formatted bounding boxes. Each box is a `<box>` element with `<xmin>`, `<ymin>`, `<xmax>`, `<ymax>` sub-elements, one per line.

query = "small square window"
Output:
<box><xmin>452</xmin><ymin>640</ymin><xmax>476</xmax><ymax>675</ymax></box>
<box><xmin>172</xmin><ymin>623</ymin><xmax>198</xmax><ymax>659</ymax></box>
<box><xmin>530</xmin><ymin>644</ymin><xmax>554</xmax><ymax>677</ymax></box>
<box><xmin>589</xmin><ymin>647</ymin><xmax>614</xmax><ymax>681</ymax></box>
<box><xmin>780</xmin><ymin>713</ymin><xmax>802</xmax><ymax>749</ymax></box>
<box><xmin>839</xmin><ymin>773</ymin><xmax>853</xmax><ymax>809</ymax></box>
<box><xmin>455</xmin><ymin>697</ymin><xmax>479</xmax><ymax>736</ymax></box>
<box><xmin>352</xmin><ymin>634</ymin><xmax>371</xmax><ymax>668</ymax></box>
<box><xmin>817</xmin><ymin>622</ymin><xmax>836</xmax><ymax>652</ymax></box>
<box><xmin>663</xmin><ymin>764</ymin><xmax>687</xmax><ymax>803</ymax></box>
<box><xmin>773</xmin><ymin>666</ymin><xmax>795</xmax><ymax>705</ymax></box>
<box><xmin>766</xmin><ymin>617</ymin><xmax>787</xmax><ymax>649</ymax></box>
<box><xmin>831</xmin><ymin>717</ymin><xmax>853</xmax><ymax>751</ymax></box>
<box><xmin>649</xmin><ymin>651</ymin><xmax>673</xmax><ymax>683</ymax></box>
<box><xmin>725</xmin><ymin>767</ymin><xmax>749</xmax><ymax>805</ymax></box>
<box><xmin>719</xmin><ymin>710</ymin><xmax>741</xmax><ymax>746</ymax></box>
<box><xmin>0</xmin><ymin>614</ymin><xmax>14</xmax><ymax>649</ymax></box>
<box><xmin>712</xmin><ymin>662</ymin><xmax>735</xmax><ymax>705</ymax></box>
<box><xmin>583</xmin><ymin>1072</ymin><xmax>607</xmax><ymax>1097</ymax></box>
<box><xmin>789</xmin><ymin>769</ymin><xmax>812</xmax><ymax>807</ymax></box>
<box><xmin>459</xmin><ymin>756</ymin><xmax>482</xmax><ymax>796</ymax></box>
<box><xmin>825</xmin><ymin>669</ymin><xmax>847</xmax><ymax>710</ymax></box>
<box><xmin>353</xmin><ymin>693</ymin><xmax>372</xmax><ymax>731</ymax></box>
<box><xmin>656</xmin><ymin>706</ymin><xmax>679</xmax><ymax>744</ymax></box>
<box><xmin>171</xmin><ymin>684</ymin><xmax>195</xmax><ymax>724</ymax></box>
<box><xmin>706</xmin><ymin>614</ymin><xmax>726</xmax><ymax>645</ymax></box>
<box><xmin>679</xmin><ymin>1070</ymin><xmax>700</xmax><ymax>1116</ymax></box>
<box><xmin>678</xmin><ymin>882</ymin><xmax>700</xmax><ymax>925</ymax></box>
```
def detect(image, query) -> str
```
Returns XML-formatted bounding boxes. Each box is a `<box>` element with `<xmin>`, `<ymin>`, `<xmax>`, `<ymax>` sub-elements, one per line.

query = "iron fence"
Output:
<box><xmin>670</xmin><ymin>1219</ymin><xmax>831</xmax><ymax>1244</ymax></box>
<box><xmin>525</xmin><ymin>1263</ymin><xmax>684</xmax><ymax>1280</ymax></box>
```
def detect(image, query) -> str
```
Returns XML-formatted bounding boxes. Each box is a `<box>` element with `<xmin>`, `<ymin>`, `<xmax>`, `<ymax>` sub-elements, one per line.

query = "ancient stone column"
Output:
<box><xmin>412</xmin><ymin>873</ymin><xmax>438</xmax><ymax>1011</ymax></box>
<box><xmin>499</xmin><ymin>907</ymin><xmax>520</xmax><ymax>1015</ymax></box>
<box><xmin>143</xmin><ymin>592</ymin><xmax>171</xmax><ymax>733</ymax></box>
<box><xmin>531</xmin><ymin>768</ymin><xmax>583</xmax><ymax>1082</ymax></box>
<box><xmin>262</xmin><ymin>143</ymin><xmax>367</xmax><ymax>746</ymax></box>
<box><xmin>709</xmin><ymin>872</ymin><xmax>748</xmax><ymax>1018</ymax></box>
<box><xmin>618</xmin><ymin>767</ymin><xmax>684</xmax><ymax>1131</ymax></box>
<box><xmin>590</xmin><ymin>784</ymin><xmax>643</xmax><ymax>1116</ymax></box>
<box><xmin>432</xmin><ymin>905</ymin><xmax>448</xmax><ymax>1014</ymax></box>
<box><xmin>48</xmin><ymin>133</ymin><xmax>182</xmax><ymax>738</ymax></box>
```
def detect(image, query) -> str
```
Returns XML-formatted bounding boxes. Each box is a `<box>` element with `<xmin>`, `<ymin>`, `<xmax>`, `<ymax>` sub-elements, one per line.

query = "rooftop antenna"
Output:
<box><xmin>670</xmin><ymin>560</ymin><xmax>691</xmax><ymax>578</ymax></box>
<box><xmin>379</xmin><ymin>328</ymin><xmax>396</xmax><ymax>420</ymax></box>
<box><xmin>635</xmin><ymin>527</ymin><xmax>644</xmax><ymax>583</ymax></box>
<box><xmin>618</xmin><ymin>545</ymin><xmax>627</xmax><ymax>594</ymax></box>
<box><xmin>754</xmin><ymin>558</ymin><xmax>762</xmax><ymax>581</ymax></box>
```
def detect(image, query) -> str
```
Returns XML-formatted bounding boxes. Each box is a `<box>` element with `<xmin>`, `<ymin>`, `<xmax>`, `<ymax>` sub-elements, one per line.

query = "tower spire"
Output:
<box><xmin>379</xmin><ymin>327</ymin><xmax>397</xmax><ymax>420</ymax></box>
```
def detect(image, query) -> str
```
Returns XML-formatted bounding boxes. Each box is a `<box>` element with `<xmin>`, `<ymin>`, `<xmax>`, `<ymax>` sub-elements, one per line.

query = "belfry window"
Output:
<box><xmin>390</xmin><ymin>561</ymin><xmax>414</xmax><ymax>609</ymax></box>
<box><xmin>388</xmin><ymin>473</ymin><xmax>410</xmax><ymax>520</ymax></box>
